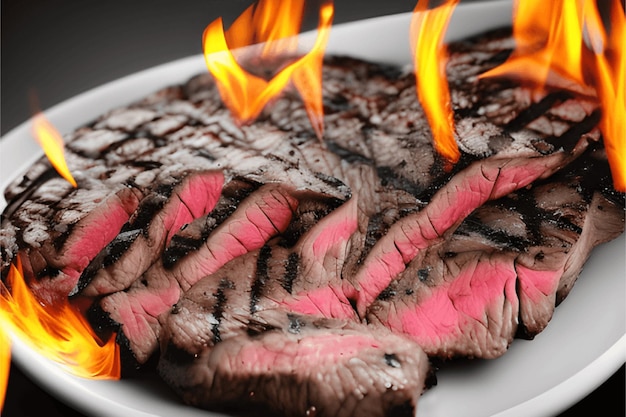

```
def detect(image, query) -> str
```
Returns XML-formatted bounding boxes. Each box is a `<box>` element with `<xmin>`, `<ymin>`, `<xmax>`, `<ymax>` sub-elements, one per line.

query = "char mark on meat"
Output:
<box><xmin>162</xmin><ymin>176</ymin><xmax>260</xmax><ymax>268</ymax></box>
<box><xmin>75</xmin><ymin>170</ymin><xmax>224</xmax><ymax>297</ymax></box>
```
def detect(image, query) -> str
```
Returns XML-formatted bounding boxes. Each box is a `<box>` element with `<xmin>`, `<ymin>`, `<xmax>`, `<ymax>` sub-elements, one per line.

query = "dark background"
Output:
<box><xmin>1</xmin><ymin>0</ymin><xmax>624</xmax><ymax>416</ymax></box>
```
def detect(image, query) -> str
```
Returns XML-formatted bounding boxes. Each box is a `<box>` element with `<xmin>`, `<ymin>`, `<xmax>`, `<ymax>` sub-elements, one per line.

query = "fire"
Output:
<box><xmin>482</xmin><ymin>0</ymin><xmax>625</xmax><ymax>191</ymax></box>
<box><xmin>0</xmin><ymin>255</ymin><xmax>120</xmax><ymax>406</ymax></box>
<box><xmin>32</xmin><ymin>113</ymin><xmax>77</xmax><ymax>187</ymax></box>
<box><xmin>0</xmin><ymin>324</ymin><xmax>8</xmax><ymax>413</ymax></box>
<box><xmin>202</xmin><ymin>0</ymin><xmax>334</xmax><ymax>138</ymax></box>
<box><xmin>410</xmin><ymin>0</ymin><xmax>461</xmax><ymax>165</ymax></box>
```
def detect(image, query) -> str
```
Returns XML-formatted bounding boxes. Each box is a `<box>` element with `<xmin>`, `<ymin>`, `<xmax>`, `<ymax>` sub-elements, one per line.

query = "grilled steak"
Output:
<box><xmin>159</xmin><ymin>306</ymin><xmax>431</xmax><ymax>417</ymax></box>
<box><xmin>1</xmin><ymin>27</ymin><xmax>624</xmax><ymax>417</ymax></box>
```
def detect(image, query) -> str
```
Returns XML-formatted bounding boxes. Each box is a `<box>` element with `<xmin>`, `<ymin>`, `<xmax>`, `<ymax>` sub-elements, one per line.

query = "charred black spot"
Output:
<box><xmin>287</xmin><ymin>313</ymin><xmax>306</xmax><ymax>334</ymax></box>
<box><xmin>193</xmin><ymin>148</ymin><xmax>216</xmax><ymax>161</ymax></box>
<box><xmin>36</xmin><ymin>266</ymin><xmax>61</xmax><ymax>279</ymax></box>
<box><xmin>115</xmin><ymin>330</ymin><xmax>151</xmax><ymax>375</ymax></box>
<box><xmin>51</xmin><ymin>221</ymin><xmax>76</xmax><ymax>251</ymax></box>
<box><xmin>163</xmin><ymin>178</ymin><xmax>259</xmax><ymax>267</ymax></box>
<box><xmin>377</xmin><ymin>285</ymin><xmax>397</xmax><ymax>301</ymax></box>
<box><xmin>417</xmin><ymin>268</ymin><xmax>430</xmax><ymax>282</ymax></box>
<box><xmin>425</xmin><ymin>366</ymin><xmax>438</xmax><ymax>389</ymax></box>
<box><xmin>384</xmin><ymin>353</ymin><xmax>402</xmax><ymax>368</ymax></box>
<box><xmin>1</xmin><ymin>167</ymin><xmax>61</xmax><ymax>221</ymax></box>
<box><xmin>87</xmin><ymin>302</ymin><xmax>118</xmax><ymax>332</ymax></box>
<box><xmin>127</xmin><ymin>193</ymin><xmax>169</xmax><ymax>238</ymax></box>
<box><xmin>482</xmin><ymin>47</ymin><xmax>513</xmax><ymax>66</ymax></box>
<box><xmin>279</xmin><ymin>197</ymin><xmax>343</xmax><ymax>247</ymax></box>
<box><xmin>246</xmin><ymin>319</ymin><xmax>278</xmax><ymax>337</ymax></box>
<box><xmin>313</xmin><ymin>172</ymin><xmax>350</xmax><ymax>197</ymax></box>
<box><xmin>162</xmin><ymin>235</ymin><xmax>206</xmax><ymax>268</ymax></box>
<box><xmin>458</xmin><ymin>214</ymin><xmax>530</xmax><ymax>251</ymax></box>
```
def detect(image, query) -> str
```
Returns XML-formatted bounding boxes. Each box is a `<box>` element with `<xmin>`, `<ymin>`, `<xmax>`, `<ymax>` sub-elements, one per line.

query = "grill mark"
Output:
<box><xmin>250</xmin><ymin>245</ymin><xmax>271</xmax><ymax>314</ymax></box>
<box><xmin>312</xmin><ymin>172</ymin><xmax>351</xmax><ymax>198</ymax></box>
<box><xmin>377</xmin><ymin>166</ymin><xmax>425</xmax><ymax>197</ymax></box>
<box><xmin>543</xmin><ymin>110</ymin><xmax>601</xmax><ymax>154</ymax></box>
<box><xmin>281</xmin><ymin>252</ymin><xmax>300</xmax><ymax>294</ymax></box>
<box><xmin>2</xmin><ymin>168</ymin><xmax>64</xmax><ymax>221</ymax></box>
<box><xmin>505</xmin><ymin>91</ymin><xmax>572</xmax><ymax>132</ymax></box>
<box><xmin>358</xmin><ymin>206</ymin><xmax>419</xmax><ymax>266</ymax></box>
<box><xmin>358</xmin><ymin>213</ymin><xmax>387</xmax><ymax>266</ymax></box>
<box><xmin>52</xmin><ymin>221</ymin><xmax>77</xmax><ymax>251</ymax></box>
<box><xmin>279</xmin><ymin>198</ymin><xmax>343</xmax><ymax>248</ymax></box>
<box><xmin>211</xmin><ymin>278</ymin><xmax>234</xmax><ymax>344</ymax></box>
<box><xmin>542</xmin><ymin>212</ymin><xmax>584</xmax><ymax>234</ymax></box>
<box><xmin>162</xmin><ymin>178</ymin><xmax>260</xmax><ymax>267</ymax></box>
<box><xmin>128</xmin><ymin>160</ymin><xmax>163</xmax><ymax>170</ymax></box>
<box><xmin>192</xmin><ymin>148</ymin><xmax>216</xmax><ymax>161</ymax></box>
<box><xmin>326</xmin><ymin>140</ymin><xmax>373</xmax><ymax>165</ymax></box>
<box><xmin>458</xmin><ymin>214</ymin><xmax>531</xmax><ymax>251</ymax></box>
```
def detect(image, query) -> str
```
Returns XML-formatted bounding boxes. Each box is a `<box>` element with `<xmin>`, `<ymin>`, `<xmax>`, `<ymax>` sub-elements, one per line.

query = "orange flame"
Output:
<box><xmin>410</xmin><ymin>0</ymin><xmax>461</xmax><ymax>165</ymax></box>
<box><xmin>202</xmin><ymin>0</ymin><xmax>334</xmax><ymax>138</ymax></box>
<box><xmin>0</xmin><ymin>324</ymin><xmax>8</xmax><ymax>413</ymax></box>
<box><xmin>482</xmin><ymin>0</ymin><xmax>625</xmax><ymax>191</ymax></box>
<box><xmin>32</xmin><ymin>113</ymin><xmax>78</xmax><ymax>187</ymax></box>
<box><xmin>0</xmin><ymin>256</ymin><xmax>120</xmax><ymax>406</ymax></box>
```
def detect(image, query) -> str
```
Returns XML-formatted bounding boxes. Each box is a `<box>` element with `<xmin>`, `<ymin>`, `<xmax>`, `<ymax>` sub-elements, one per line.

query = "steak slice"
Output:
<box><xmin>159</xmin><ymin>302</ymin><xmax>431</xmax><ymax>417</ymax></box>
<box><xmin>1</xmin><ymin>168</ymin><xmax>144</xmax><ymax>304</ymax></box>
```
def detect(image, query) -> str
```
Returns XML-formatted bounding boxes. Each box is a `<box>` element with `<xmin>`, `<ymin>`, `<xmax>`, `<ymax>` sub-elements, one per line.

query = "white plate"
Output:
<box><xmin>1</xmin><ymin>1</ymin><xmax>624</xmax><ymax>416</ymax></box>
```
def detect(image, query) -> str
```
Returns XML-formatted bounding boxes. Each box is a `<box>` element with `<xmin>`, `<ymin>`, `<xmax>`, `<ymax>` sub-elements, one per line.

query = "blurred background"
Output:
<box><xmin>1</xmin><ymin>0</ymin><xmax>624</xmax><ymax>416</ymax></box>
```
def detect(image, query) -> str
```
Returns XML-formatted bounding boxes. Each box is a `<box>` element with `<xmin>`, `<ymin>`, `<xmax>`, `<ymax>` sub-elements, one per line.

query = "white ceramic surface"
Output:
<box><xmin>1</xmin><ymin>1</ymin><xmax>624</xmax><ymax>416</ymax></box>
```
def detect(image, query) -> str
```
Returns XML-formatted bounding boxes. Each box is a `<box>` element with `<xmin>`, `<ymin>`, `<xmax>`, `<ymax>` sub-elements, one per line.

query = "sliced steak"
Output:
<box><xmin>2</xmin><ymin>172</ymin><xmax>144</xmax><ymax>304</ymax></box>
<box><xmin>366</xmin><ymin>145</ymin><xmax>624</xmax><ymax>358</ymax></box>
<box><xmin>89</xmin><ymin>182</ymin><xmax>351</xmax><ymax>365</ymax></box>
<box><xmin>1</xmin><ymin>26</ymin><xmax>624</xmax><ymax>417</ymax></box>
<box><xmin>346</xmin><ymin>141</ymin><xmax>589</xmax><ymax>316</ymax></box>
<box><xmin>159</xmin><ymin>302</ymin><xmax>431</xmax><ymax>417</ymax></box>
<box><xmin>76</xmin><ymin>169</ymin><xmax>224</xmax><ymax>297</ymax></box>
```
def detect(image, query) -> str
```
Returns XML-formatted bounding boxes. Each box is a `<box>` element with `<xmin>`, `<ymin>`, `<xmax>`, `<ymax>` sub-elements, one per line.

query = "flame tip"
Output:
<box><xmin>203</xmin><ymin>0</ymin><xmax>332</xmax><ymax>135</ymax></box>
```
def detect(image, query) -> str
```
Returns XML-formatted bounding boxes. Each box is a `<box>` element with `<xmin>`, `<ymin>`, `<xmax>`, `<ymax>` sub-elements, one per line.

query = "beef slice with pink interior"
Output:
<box><xmin>158</xmin><ymin>307</ymin><xmax>432</xmax><ymax>417</ymax></box>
